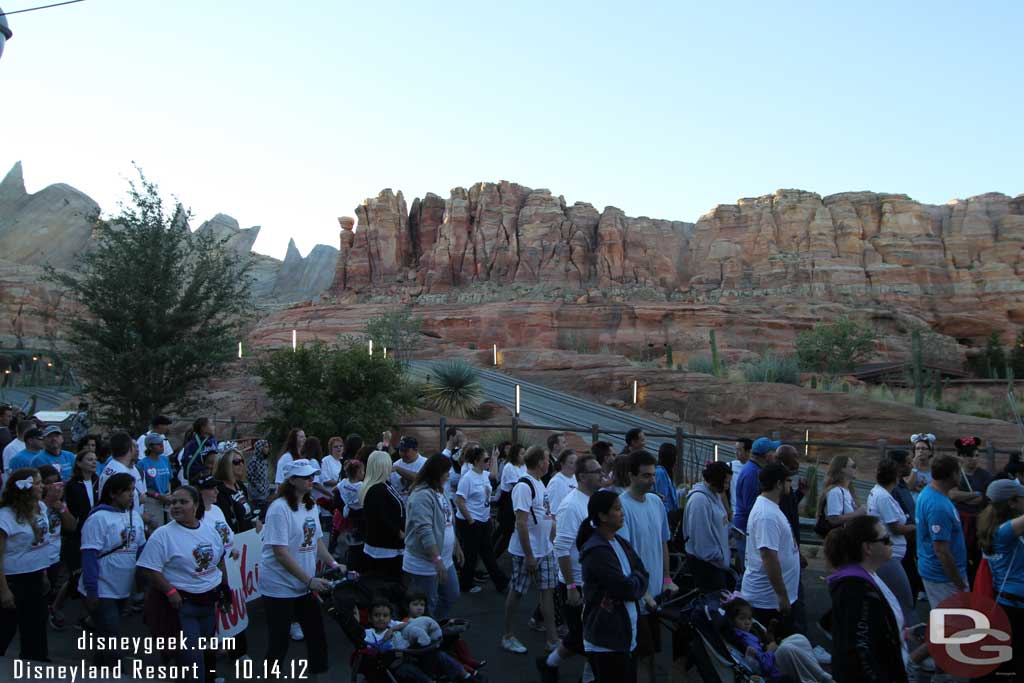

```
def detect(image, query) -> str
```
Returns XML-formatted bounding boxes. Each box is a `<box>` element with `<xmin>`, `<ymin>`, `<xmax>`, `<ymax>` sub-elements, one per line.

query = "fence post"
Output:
<box><xmin>877</xmin><ymin>439</ymin><xmax>888</xmax><ymax>461</ymax></box>
<box><xmin>675</xmin><ymin>426</ymin><xmax>685</xmax><ymax>484</ymax></box>
<box><xmin>986</xmin><ymin>441</ymin><xmax>996</xmax><ymax>473</ymax></box>
<box><xmin>439</xmin><ymin>417</ymin><xmax>447</xmax><ymax>452</ymax></box>
<box><xmin>229</xmin><ymin>416</ymin><xmax>237</xmax><ymax>440</ymax></box>
<box><xmin>511</xmin><ymin>416</ymin><xmax>519</xmax><ymax>446</ymax></box>
<box><xmin>591</xmin><ymin>424</ymin><xmax>599</xmax><ymax>445</ymax></box>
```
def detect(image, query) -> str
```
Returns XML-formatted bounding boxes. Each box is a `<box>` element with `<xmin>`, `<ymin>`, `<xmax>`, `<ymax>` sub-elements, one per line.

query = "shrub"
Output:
<box><xmin>795</xmin><ymin>316</ymin><xmax>878</xmax><ymax>375</ymax></box>
<box><xmin>687</xmin><ymin>355</ymin><xmax>717</xmax><ymax>375</ymax></box>
<box><xmin>365</xmin><ymin>307</ymin><xmax>423</xmax><ymax>362</ymax></box>
<box><xmin>420</xmin><ymin>360</ymin><xmax>484</xmax><ymax>418</ymax></box>
<box><xmin>740</xmin><ymin>353</ymin><xmax>800</xmax><ymax>385</ymax></box>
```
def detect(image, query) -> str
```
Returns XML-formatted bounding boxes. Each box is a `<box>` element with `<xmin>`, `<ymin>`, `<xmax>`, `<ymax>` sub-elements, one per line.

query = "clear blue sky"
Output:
<box><xmin>2</xmin><ymin>0</ymin><xmax>1020</xmax><ymax>260</ymax></box>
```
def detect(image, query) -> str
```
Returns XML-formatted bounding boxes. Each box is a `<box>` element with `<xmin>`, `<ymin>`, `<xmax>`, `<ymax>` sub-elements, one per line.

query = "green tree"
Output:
<box><xmin>44</xmin><ymin>166</ymin><xmax>252</xmax><ymax>433</ymax></box>
<box><xmin>795</xmin><ymin>316</ymin><xmax>878</xmax><ymax>375</ymax></box>
<box><xmin>255</xmin><ymin>339</ymin><xmax>417</xmax><ymax>447</ymax></box>
<box><xmin>982</xmin><ymin>332</ymin><xmax>1007</xmax><ymax>379</ymax></box>
<box><xmin>364</xmin><ymin>307</ymin><xmax>423</xmax><ymax>362</ymax></box>
<box><xmin>1011</xmin><ymin>331</ymin><xmax>1024</xmax><ymax>378</ymax></box>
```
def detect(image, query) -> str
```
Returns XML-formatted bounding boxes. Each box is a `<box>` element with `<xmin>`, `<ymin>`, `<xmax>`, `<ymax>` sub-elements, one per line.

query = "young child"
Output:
<box><xmin>404</xmin><ymin>593</ymin><xmax>485</xmax><ymax>673</ymax></box>
<box><xmin>363</xmin><ymin>600</ymin><xmax>475</xmax><ymax>683</ymax></box>
<box><xmin>723</xmin><ymin>596</ymin><xmax>833</xmax><ymax>683</ymax></box>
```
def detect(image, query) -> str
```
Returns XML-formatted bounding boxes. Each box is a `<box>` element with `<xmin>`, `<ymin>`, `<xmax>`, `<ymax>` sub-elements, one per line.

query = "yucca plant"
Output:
<box><xmin>420</xmin><ymin>360</ymin><xmax>484</xmax><ymax>417</ymax></box>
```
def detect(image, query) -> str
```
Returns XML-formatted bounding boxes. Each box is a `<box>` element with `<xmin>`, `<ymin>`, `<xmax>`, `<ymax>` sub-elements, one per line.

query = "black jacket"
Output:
<box><xmin>362</xmin><ymin>482</ymin><xmax>405</xmax><ymax>550</ymax></box>
<box><xmin>216</xmin><ymin>481</ymin><xmax>256</xmax><ymax>533</ymax></box>
<box><xmin>66</xmin><ymin>475</ymin><xmax>99</xmax><ymax>523</ymax></box>
<box><xmin>579</xmin><ymin>532</ymin><xmax>649</xmax><ymax>653</ymax></box>
<box><xmin>827</xmin><ymin>565</ymin><xmax>908</xmax><ymax>683</ymax></box>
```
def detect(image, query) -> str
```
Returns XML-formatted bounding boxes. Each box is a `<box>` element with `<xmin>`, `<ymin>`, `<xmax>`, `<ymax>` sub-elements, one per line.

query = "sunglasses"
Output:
<box><xmin>231</xmin><ymin>459</ymin><xmax>244</xmax><ymax>465</ymax></box>
<box><xmin>869</xmin><ymin>535</ymin><xmax>893</xmax><ymax>546</ymax></box>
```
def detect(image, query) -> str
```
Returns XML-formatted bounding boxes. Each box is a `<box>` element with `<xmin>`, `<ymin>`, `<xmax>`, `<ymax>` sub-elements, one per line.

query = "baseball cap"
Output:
<box><xmin>42</xmin><ymin>425</ymin><xmax>62</xmax><ymax>437</ymax></box>
<box><xmin>144</xmin><ymin>433</ymin><xmax>164</xmax><ymax>447</ymax></box>
<box><xmin>195</xmin><ymin>474</ymin><xmax>220</xmax><ymax>490</ymax></box>
<box><xmin>399</xmin><ymin>436</ymin><xmax>418</xmax><ymax>451</ymax></box>
<box><xmin>986</xmin><ymin>478</ymin><xmax>1024</xmax><ymax>504</ymax></box>
<box><xmin>751</xmin><ymin>437</ymin><xmax>781</xmax><ymax>456</ymax></box>
<box><xmin>285</xmin><ymin>458</ymin><xmax>321</xmax><ymax>478</ymax></box>
<box><xmin>24</xmin><ymin>428</ymin><xmax>43</xmax><ymax>440</ymax></box>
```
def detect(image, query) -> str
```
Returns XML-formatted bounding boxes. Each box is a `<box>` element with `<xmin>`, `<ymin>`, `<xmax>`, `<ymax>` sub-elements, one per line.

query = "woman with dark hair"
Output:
<box><xmin>0</xmin><ymin>468</ymin><xmax>51</xmax><ymax>661</ymax></box>
<box><xmin>274</xmin><ymin>427</ymin><xmax>306</xmax><ymax>486</ymax></box>
<box><xmin>56</xmin><ymin>449</ymin><xmax>100</xmax><ymax>627</ymax></box>
<box><xmin>345</xmin><ymin>434</ymin><xmax>364</xmax><ymax>463</ymax></box>
<box><xmin>79</xmin><ymin>472</ymin><xmax>145</xmax><ymax>665</ymax></box>
<box><xmin>605</xmin><ymin>454</ymin><xmax>631</xmax><ymax>494</ymax></box>
<box><xmin>977</xmin><ymin>479</ymin><xmax>1024</xmax><ymax>680</ymax></box>
<box><xmin>455</xmin><ymin>445</ymin><xmax>508</xmax><ymax>594</ymax></box>
<box><xmin>825</xmin><ymin>515</ymin><xmax>908</xmax><ymax>682</ymax></box>
<box><xmin>908</xmin><ymin>433</ymin><xmax>935</xmax><ymax>497</ymax></box>
<box><xmin>301</xmin><ymin>436</ymin><xmax>334</xmax><ymax>533</ymax></box>
<box><xmin>494</xmin><ymin>443</ymin><xmax>527</xmax><ymax>559</ymax></box>
<box><xmin>866</xmin><ymin>460</ymin><xmax>915</xmax><ymax>624</ymax></box>
<box><xmin>682</xmin><ymin>461</ymin><xmax>733</xmax><ymax>592</ymax></box>
<box><xmin>655</xmin><ymin>443</ymin><xmax>680</xmax><ymax>524</ymax></box>
<box><xmin>576</xmin><ymin>489</ymin><xmax>651</xmax><ymax>683</ymax></box>
<box><xmin>138</xmin><ymin>485</ymin><xmax>227</xmax><ymax>682</ymax></box>
<box><xmin>180</xmin><ymin>417</ymin><xmax>217</xmax><ymax>485</ymax></box>
<box><xmin>405</xmin><ymin>453</ymin><xmax>464</xmax><ymax>620</ymax></box>
<box><xmin>76</xmin><ymin>434</ymin><xmax>99</xmax><ymax>454</ymax></box>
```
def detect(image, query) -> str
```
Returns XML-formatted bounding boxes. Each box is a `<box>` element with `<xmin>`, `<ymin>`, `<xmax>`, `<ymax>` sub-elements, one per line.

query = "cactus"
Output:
<box><xmin>665</xmin><ymin>343</ymin><xmax>674</xmax><ymax>369</ymax></box>
<box><xmin>841</xmin><ymin>381</ymin><xmax>850</xmax><ymax>393</ymax></box>
<box><xmin>912</xmin><ymin>329</ymin><xmax>924</xmax><ymax>408</ymax></box>
<box><xmin>810</xmin><ymin>375</ymin><xmax>818</xmax><ymax>389</ymax></box>
<box><xmin>710</xmin><ymin>330</ymin><xmax>721</xmax><ymax>377</ymax></box>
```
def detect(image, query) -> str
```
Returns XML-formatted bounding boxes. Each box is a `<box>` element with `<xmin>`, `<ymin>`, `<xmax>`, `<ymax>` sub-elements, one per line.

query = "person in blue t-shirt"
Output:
<box><xmin>978</xmin><ymin>478</ymin><xmax>1024</xmax><ymax>680</ymax></box>
<box><xmin>31</xmin><ymin>425</ymin><xmax>76</xmax><ymax>482</ymax></box>
<box><xmin>732</xmin><ymin>437</ymin><xmax>779</xmax><ymax>573</ymax></box>
<box><xmin>915</xmin><ymin>454</ymin><xmax>967</xmax><ymax>608</ymax></box>
<box><xmin>7</xmin><ymin>427</ymin><xmax>44</xmax><ymax>471</ymax></box>
<box><xmin>137</xmin><ymin>433</ymin><xmax>172</xmax><ymax>530</ymax></box>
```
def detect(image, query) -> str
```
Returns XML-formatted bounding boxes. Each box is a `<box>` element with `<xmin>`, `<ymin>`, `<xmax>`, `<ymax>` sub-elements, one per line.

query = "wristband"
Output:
<box><xmin>663</xmin><ymin>578</ymin><xmax>673</xmax><ymax>585</ymax></box>
<box><xmin>434</xmin><ymin>556</ymin><xmax>443</xmax><ymax>563</ymax></box>
<box><xmin>567</xmin><ymin>583</ymin><xmax>578</xmax><ymax>591</ymax></box>
<box><xmin>165</xmin><ymin>588</ymin><xmax>178</xmax><ymax>598</ymax></box>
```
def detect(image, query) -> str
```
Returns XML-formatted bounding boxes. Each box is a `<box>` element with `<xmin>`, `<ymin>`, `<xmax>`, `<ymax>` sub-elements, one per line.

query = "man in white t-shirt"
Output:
<box><xmin>2</xmin><ymin>418</ymin><xmax>33</xmax><ymax>475</ymax></box>
<box><xmin>729</xmin><ymin>438</ymin><xmax>751</xmax><ymax>511</ymax></box>
<box><xmin>501</xmin><ymin>445</ymin><xmax>558</xmax><ymax>655</ymax></box>
<box><xmin>391</xmin><ymin>437</ymin><xmax>426</xmax><ymax>499</ymax></box>
<box><xmin>546</xmin><ymin>450</ymin><xmax>578</xmax><ymax>519</ymax></box>
<box><xmin>98</xmin><ymin>432</ymin><xmax>145</xmax><ymax>513</ymax></box>
<box><xmin>740</xmin><ymin>463</ymin><xmax>802</xmax><ymax>638</ymax></box>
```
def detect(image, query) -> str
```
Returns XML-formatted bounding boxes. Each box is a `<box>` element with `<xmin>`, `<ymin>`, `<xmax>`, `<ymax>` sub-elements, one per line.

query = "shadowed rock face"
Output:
<box><xmin>0</xmin><ymin>162</ymin><xmax>338</xmax><ymax>305</ymax></box>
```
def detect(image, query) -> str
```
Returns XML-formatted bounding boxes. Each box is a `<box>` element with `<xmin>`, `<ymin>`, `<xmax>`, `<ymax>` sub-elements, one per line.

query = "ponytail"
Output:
<box><xmin>574</xmin><ymin>490</ymin><xmax>619</xmax><ymax>551</ymax></box>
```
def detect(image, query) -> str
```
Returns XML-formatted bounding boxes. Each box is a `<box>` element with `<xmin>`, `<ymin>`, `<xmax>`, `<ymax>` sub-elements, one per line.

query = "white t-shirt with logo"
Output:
<box><xmin>203</xmin><ymin>503</ymin><xmax>235</xmax><ymax>552</ymax></box>
<box><xmin>44</xmin><ymin>504</ymin><xmax>63</xmax><ymax>566</ymax></box>
<box><xmin>98</xmin><ymin>458</ymin><xmax>144</xmax><ymax>509</ymax></box>
<box><xmin>455</xmin><ymin>469</ymin><xmax>492</xmax><ymax>523</ymax></box>
<box><xmin>867</xmin><ymin>484</ymin><xmax>909</xmax><ymax>560</ymax></box>
<box><xmin>403</xmin><ymin>491</ymin><xmax>456</xmax><ymax>575</ymax></box>
<box><xmin>78</xmin><ymin>507</ymin><xmax>146</xmax><ymax>598</ymax></box>
<box><xmin>0</xmin><ymin>501</ymin><xmax>51</xmax><ymax>575</ymax></box>
<box><xmin>259</xmin><ymin>497</ymin><xmax>323</xmax><ymax>598</ymax></box>
<box><xmin>390</xmin><ymin>455</ymin><xmax>427</xmax><ymax>498</ymax></box>
<box><xmin>137</xmin><ymin>520</ymin><xmax>225</xmax><ymax>593</ymax></box>
<box><xmin>508</xmin><ymin>474</ymin><xmax>553</xmax><ymax>559</ymax></box>
<box><xmin>741</xmin><ymin>496</ymin><xmax>801</xmax><ymax>609</ymax></box>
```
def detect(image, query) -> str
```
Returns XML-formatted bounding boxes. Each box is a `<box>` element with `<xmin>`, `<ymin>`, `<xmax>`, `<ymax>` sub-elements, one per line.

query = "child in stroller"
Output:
<box><xmin>720</xmin><ymin>596</ymin><xmax>832</xmax><ymax>683</ymax></box>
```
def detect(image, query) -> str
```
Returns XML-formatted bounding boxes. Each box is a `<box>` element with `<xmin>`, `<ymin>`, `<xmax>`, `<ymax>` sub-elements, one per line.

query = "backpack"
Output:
<box><xmin>515</xmin><ymin>477</ymin><xmax>539</xmax><ymax>525</ymax></box>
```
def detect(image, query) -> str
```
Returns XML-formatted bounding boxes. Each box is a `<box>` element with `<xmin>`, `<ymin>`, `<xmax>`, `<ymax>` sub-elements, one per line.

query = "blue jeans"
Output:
<box><xmin>90</xmin><ymin>598</ymin><xmax>126</xmax><ymax>665</ymax></box>
<box><xmin>405</xmin><ymin>565</ymin><xmax>460</xmax><ymax>621</ymax></box>
<box><xmin>178</xmin><ymin>599</ymin><xmax>217</xmax><ymax>683</ymax></box>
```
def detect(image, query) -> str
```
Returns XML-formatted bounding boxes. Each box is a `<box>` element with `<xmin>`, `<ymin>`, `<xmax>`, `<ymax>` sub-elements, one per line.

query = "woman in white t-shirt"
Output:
<box><xmin>138</xmin><ymin>484</ymin><xmax>227</xmax><ymax>679</ymax></box>
<box><xmin>405</xmin><ymin>454</ymin><xmax>464</xmax><ymax>621</ymax></box>
<box><xmin>455</xmin><ymin>445</ymin><xmax>509</xmax><ymax>595</ymax></box>
<box><xmin>0</xmin><ymin>467</ymin><xmax>51</xmax><ymax>661</ymax></box>
<box><xmin>273</xmin><ymin>427</ymin><xmax>306</xmax><ymax>486</ymax></box>
<box><xmin>494</xmin><ymin>443</ymin><xmax>527</xmax><ymax>559</ymax></box>
<box><xmin>866</xmin><ymin>460</ymin><xmax>916</xmax><ymax>625</ymax></box>
<box><xmin>818</xmin><ymin>455</ymin><xmax>865</xmax><ymax>533</ymax></box>
<box><xmin>259</xmin><ymin>458</ymin><xmax>341</xmax><ymax>682</ymax></box>
<box><xmin>78</xmin><ymin>472</ymin><xmax>145</xmax><ymax>666</ymax></box>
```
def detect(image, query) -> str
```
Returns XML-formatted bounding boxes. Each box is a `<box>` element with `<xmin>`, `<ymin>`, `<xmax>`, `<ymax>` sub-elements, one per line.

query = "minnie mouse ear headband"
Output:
<box><xmin>954</xmin><ymin>436</ymin><xmax>982</xmax><ymax>453</ymax></box>
<box><xmin>910</xmin><ymin>433</ymin><xmax>936</xmax><ymax>445</ymax></box>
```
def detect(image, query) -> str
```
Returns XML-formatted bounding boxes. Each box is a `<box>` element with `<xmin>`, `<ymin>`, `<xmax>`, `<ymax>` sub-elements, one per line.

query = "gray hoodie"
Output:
<box><xmin>682</xmin><ymin>481</ymin><xmax>730</xmax><ymax>568</ymax></box>
<box><xmin>405</xmin><ymin>485</ymin><xmax>446</xmax><ymax>561</ymax></box>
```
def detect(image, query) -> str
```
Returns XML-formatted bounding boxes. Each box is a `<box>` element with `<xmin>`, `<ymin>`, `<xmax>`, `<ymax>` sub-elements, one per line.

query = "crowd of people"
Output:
<box><xmin>0</xmin><ymin>399</ymin><xmax>1022</xmax><ymax>682</ymax></box>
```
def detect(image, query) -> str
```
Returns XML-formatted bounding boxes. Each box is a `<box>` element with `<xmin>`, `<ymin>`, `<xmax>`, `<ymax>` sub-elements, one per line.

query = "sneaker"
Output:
<box><xmin>535</xmin><ymin>656</ymin><xmax>559</xmax><ymax>683</ymax></box>
<box><xmin>48</xmin><ymin>607</ymin><xmax>66</xmax><ymax>631</ymax></box>
<box><xmin>527</xmin><ymin>617</ymin><xmax>545</xmax><ymax>632</ymax></box>
<box><xmin>812</xmin><ymin>645</ymin><xmax>832</xmax><ymax>665</ymax></box>
<box><xmin>468</xmin><ymin>586</ymin><xmax>483</xmax><ymax>594</ymax></box>
<box><xmin>290</xmin><ymin>622</ymin><xmax>304</xmax><ymax>641</ymax></box>
<box><xmin>501</xmin><ymin>636</ymin><xmax>527</xmax><ymax>654</ymax></box>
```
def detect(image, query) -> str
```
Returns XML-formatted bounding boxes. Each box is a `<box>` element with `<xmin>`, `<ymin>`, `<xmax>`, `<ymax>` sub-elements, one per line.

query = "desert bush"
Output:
<box><xmin>796</xmin><ymin>316</ymin><xmax>878</xmax><ymax>375</ymax></box>
<box><xmin>420</xmin><ymin>360</ymin><xmax>484</xmax><ymax>418</ymax></box>
<box><xmin>740</xmin><ymin>353</ymin><xmax>801</xmax><ymax>385</ymax></box>
<box><xmin>687</xmin><ymin>355</ymin><xmax>717</xmax><ymax>375</ymax></box>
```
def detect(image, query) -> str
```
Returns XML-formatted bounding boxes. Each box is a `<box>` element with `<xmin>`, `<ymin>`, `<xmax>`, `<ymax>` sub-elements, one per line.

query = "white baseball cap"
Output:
<box><xmin>285</xmin><ymin>458</ymin><xmax>320</xmax><ymax>479</ymax></box>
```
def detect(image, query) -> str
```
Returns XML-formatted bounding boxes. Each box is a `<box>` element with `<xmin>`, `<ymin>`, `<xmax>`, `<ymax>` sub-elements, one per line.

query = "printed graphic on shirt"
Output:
<box><xmin>47</xmin><ymin>508</ymin><xmax>62</xmax><ymax>536</ymax></box>
<box><xmin>192</xmin><ymin>542</ymin><xmax>216</xmax><ymax>573</ymax></box>
<box><xmin>213</xmin><ymin>520</ymin><xmax>231</xmax><ymax>546</ymax></box>
<box><xmin>32</xmin><ymin>515</ymin><xmax>48</xmax><ymax>547</ymax></box>
<box><xmin>301</xmin><ymin>517</ymin><xmax>317</xmax><ymax>549</ymax></box>
<box><xmin>120</xmin><ymin>523</ymin><xmax>139</xmax><ymax>551</ymax></box>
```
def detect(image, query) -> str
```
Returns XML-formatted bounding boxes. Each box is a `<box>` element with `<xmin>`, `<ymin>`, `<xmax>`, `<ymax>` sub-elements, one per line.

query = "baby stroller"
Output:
<box><xmin>327</xmin><ymin>574</ymin><xmax>484</xmax><ymax>683</ymax></box>
<box><xmin>664</xmin><ymin>591</ymin><xmax>764</xmax><ymax>683</ymax></box>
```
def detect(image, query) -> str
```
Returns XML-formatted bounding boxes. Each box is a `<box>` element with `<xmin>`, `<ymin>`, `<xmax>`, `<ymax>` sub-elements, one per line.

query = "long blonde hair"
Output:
<box><xmin>818</xmin><ymin>455</ymin><xmax>857</xmax><ymax>515</ymax></box>
<box><xmin>359</xmin><ymin>450</ymin><xmax>394</xmax><ymax>506</ymax></box>
<box><xmin>978</xmin><ymin>501</ymin><xmax>1015</xmax><ymax>555</ymax></box>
